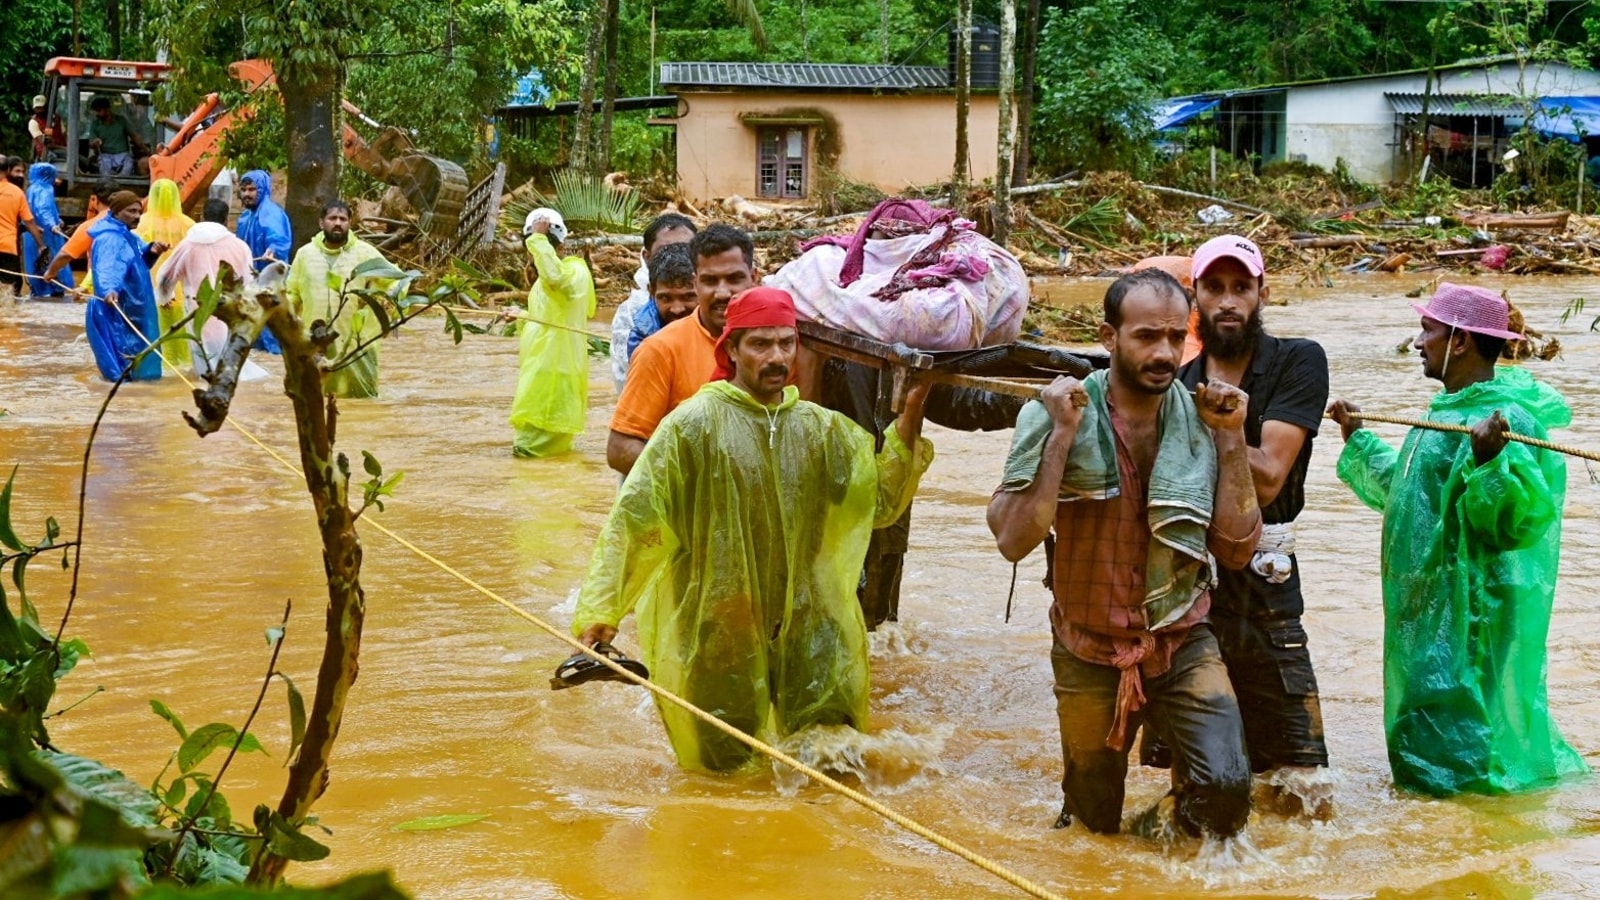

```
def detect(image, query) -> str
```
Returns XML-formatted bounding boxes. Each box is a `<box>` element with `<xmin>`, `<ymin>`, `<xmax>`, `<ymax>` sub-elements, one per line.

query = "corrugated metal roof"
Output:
<box><xmin>659</xmin><ymin>62</ymin><xmax>948</xmax><ymax>90</ymax></box>
<box><xmin>1385</xmin><ymin>92</ymin><xmax>1524</xmax><ymax>115</ymax></box>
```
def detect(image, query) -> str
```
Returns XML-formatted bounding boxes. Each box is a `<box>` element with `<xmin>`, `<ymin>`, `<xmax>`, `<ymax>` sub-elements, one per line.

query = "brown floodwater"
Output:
<box><xmin>3</xmin><ymin>273</ymin><xmax>1600</xmax><ymax>899</ymax></box>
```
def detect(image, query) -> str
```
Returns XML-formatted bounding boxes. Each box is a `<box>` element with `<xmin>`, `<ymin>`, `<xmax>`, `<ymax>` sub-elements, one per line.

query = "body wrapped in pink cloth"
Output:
<box><xmin>762</xmin><ymin>199</ymin><xmax>1029</xmax><ymax>350</ymax></box>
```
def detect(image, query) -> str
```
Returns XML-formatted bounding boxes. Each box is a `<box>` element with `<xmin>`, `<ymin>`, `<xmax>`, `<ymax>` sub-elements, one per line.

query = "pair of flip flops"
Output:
<box><xmin>550</xmin><ymin>642</ymin><xmax>650</xmax><ymax>690</ymax></box>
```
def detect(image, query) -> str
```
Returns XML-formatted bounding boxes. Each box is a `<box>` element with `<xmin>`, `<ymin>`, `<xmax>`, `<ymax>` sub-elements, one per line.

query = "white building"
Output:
<box><xmin>1162</xmin><ymin>57</ymin><xmax>1600</xmax><ymax>184</ymax></box>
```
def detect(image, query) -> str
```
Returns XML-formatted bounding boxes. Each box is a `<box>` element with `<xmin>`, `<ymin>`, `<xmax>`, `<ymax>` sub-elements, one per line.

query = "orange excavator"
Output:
<box><xmin>36</xmin><ymin>57</ymin><xmax>471</xmax><ymax>241</ymax></box>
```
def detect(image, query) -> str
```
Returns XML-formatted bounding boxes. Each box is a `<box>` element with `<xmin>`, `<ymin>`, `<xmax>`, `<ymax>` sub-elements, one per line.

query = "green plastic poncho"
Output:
<box><xmin>510</xmin><ymin>234</ymin><xmax>596</xmax><ymax>452</ymax></box>
<box><xmin>284</xmin><ymin>233</ymin><xmax>391</xmax><ymax>398</ymax></box>
<box><xmin>574</xmin><ymin>381</ymin><xmax>934</xmax><ymax>772</ymax></box>
<box><xmin>1337</xmin><ymin>367</ymin><xmax>1587</xmax><ymax>796</ymax></box>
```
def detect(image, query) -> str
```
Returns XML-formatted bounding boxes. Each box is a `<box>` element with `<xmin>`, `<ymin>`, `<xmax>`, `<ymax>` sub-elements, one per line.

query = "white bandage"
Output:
<box><xmin>1250</xmin><ymin>522</ymin><xmax>1296</xmax><ymax>584</ymax></box>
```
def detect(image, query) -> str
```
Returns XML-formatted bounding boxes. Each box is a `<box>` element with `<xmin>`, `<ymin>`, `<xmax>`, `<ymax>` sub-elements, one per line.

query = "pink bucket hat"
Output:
<box><xmin>1191</xmin><ymin>235</ymin><xmax>1265</xmax><ymax>280</ymax></box>
<box><xmin>1410</xmin><ymin>282</ymin><xmax>1523</xmax><ymax>340</ymax></box>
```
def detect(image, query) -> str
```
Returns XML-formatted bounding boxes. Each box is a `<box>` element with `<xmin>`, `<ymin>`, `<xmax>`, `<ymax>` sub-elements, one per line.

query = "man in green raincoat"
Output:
<box><xmin>285</xmin><ymin>200</ymin><xmax>393</xmax><ymax>398</ymax></box>
<box><xmin>1329</xmin><ymin>282</ymin><xmax>1586</xmax><ymax>797</ymax></box>
<box><xmin>572</xmin><ymin>286</ymin><xmax>934</xmax><ymax>773</ymax></box>
<box><xmin>510</xmin><ymin>208</ymin><xmax>596</xmax><ymax>457</ymax></box>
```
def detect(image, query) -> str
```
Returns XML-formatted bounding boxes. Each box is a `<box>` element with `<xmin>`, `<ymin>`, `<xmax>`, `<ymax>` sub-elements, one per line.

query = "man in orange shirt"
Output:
<box><xmin>0</xmin><ymin>157</ymin><xmax>45</xmax><ymax>296</ymax></box>
<box><xmin>42</xmin><ymin>179</ymin><xmax>118</xmax><ymax>290</ymax></box>
<box><xmin>606</xmin><ymin>223</ymin><xmax>758</xmax><ymax>476</ymax></box>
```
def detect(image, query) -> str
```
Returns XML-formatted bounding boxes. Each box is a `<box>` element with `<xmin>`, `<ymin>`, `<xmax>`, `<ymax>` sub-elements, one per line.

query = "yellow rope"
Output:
<box><xmin>1332</xmin><ymin>410</ymin><xmax>1600</xmax><ymax>463</ymax></box>
<box><xmin>439</xmin><ymin>304</ymin><xmax>613</xmax><ymax>339</ymax></box>
<box><xmin>23</xmin><ymin>266</ymin><xmax>1068</xmax><ymax>900</ymax></box>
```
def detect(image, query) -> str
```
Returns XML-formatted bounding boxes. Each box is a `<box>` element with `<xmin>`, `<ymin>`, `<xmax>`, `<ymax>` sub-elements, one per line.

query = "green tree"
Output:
<box><xmin>1032</xmin><ymin>0</ymin><xmax>1175</xmax><ymax>175</ymax></box>
<box><xmin>345</xmin><ymin>0</ymin><xmax>574</xmax><ymax>165</ymax></box>
<box><xmin>0</xmin><ymin>0</ymin><xmax>110</xmax><ymax>158</ymax></box>
<box><xmin>151</xmin><ymin>0</ymin><xmax>576</xmax><ymax>246</ymax></box>
<box><xmin>152</xmin><ymin>0</ymin><xmax>387</xmax><ymax>248</ymax></box>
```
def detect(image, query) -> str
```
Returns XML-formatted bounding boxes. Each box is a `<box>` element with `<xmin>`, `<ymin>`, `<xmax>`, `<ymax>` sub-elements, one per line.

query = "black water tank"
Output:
<box><xmin>946</xmin><ymin>23</ymin><xmax>1001</xmax><ymax>88</ymax></box>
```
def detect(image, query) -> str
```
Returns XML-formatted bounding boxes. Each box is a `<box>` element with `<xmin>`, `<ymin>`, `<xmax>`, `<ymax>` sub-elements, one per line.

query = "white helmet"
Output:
<box><xmin>523</xmin><ymin>207</ymin><xmax>568</xmax><ymax>243</ymax></box>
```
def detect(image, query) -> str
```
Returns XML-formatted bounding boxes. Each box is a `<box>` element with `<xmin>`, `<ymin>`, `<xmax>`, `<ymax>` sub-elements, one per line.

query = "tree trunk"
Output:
<box><xmin>1012</xmin><ymin>0</ymin><xmax>1040</xmax><ymax>186</ymax></box>
<box><xmin>953</xmin><ymin>0</ymin><xmax>972</xmax><ymax>208</ymax></box>
<box><xmin>247</xmin><ymin>336</ymin><xmax>365</xmax><ymax>886</ymax></box>
<box><xmin>598</xmin><ymin>0</ymin><xmax>620</xmax><ymax>174</ymax></box>
<box><xmin>184</xmin><ymin>271</ymin><xmax>366</xmax><ymax>889</ymax></box>
<box><xmin>105</xmin><ymin>0</ymin><xmax>121</xmax><ymax>58</ymax></box>
<box><xmin>573</xmin><ymin>4</ymin><xmax>605</xmax><ymax>175</ymax></box>
<box><xmin>278</xmin><ymin>66</ymin><xmax>341</xmax><ymax>253</ymax></box>
<box><xmin>994</xmin><ymin>0</ymin><xmax>1016</xmax><ymax>245</ymax></box>
<box><xmin>879</xmin><ymin>0</ymin><xmax>891</xmax><ymax>63</ymax></box>
<box><xmin>800</xmin><ymin>0</ymin><xmax>811</xmax><ymax>61</ymax></box>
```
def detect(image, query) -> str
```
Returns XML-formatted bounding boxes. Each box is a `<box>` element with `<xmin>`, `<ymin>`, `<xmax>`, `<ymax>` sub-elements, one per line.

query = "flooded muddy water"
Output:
<box><xmin>3</xmin><ymin>273</ymin><xmax>1600</xmax><ymax>898</ymax></box>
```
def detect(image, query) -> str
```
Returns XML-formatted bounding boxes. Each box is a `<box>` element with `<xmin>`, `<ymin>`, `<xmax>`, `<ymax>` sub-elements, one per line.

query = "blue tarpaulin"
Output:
<box><xmin>1152</xmin><ymin>96</ymin><xmax>1220</xmax><ymax>132</ymax></box>
<box><xmin>1533</xmin><ymin>97</ymin><xmax>1600</xmax><ymax>141</ymax></box>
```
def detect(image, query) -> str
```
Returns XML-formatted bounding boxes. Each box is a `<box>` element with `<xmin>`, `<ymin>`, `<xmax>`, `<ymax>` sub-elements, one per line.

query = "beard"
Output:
<box><xmin>1200</xmin><ymin>306</ymin><xmax>1264</xmax><ymax>360</ymax></box>
<box><xmin>1111</xmin><ymin>347</ymin><xmax>1175</xmax><ymax>396</ymax></box>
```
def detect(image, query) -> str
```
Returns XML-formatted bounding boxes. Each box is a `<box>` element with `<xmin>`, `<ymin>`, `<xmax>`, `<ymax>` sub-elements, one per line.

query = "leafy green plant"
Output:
<box><xmin>1063</xmin><ymin>197</ymin><xmax>1124</xmax><ymax>241</ymax></box>
<box><xmin>502</xmin><ymin>169</ymin><xmax>643</xmax><ymax>237</ymax></box>
<box><xmin>1559</xmin><ymin>297</ymin><xmax>1600</xmax><ymax>332</ymax></box>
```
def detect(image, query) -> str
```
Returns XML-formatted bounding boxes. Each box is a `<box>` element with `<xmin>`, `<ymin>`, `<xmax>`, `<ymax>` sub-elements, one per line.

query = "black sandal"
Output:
<box><xmin>550</xmin><ymin>641</ymin><xmax>650</xmax><ymax>690</ymax></box>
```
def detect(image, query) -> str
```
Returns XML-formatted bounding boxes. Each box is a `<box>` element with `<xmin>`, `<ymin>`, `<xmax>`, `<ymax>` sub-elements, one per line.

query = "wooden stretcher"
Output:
<box><xmin>797</xmin><ymin>320</ymin><xmax>1107</xmax><ymax>418</ymax></box>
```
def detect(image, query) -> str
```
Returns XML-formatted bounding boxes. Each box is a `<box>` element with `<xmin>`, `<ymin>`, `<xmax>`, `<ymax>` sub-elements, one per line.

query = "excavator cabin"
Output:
<box><xmin>36</xmin><ymin>58</ymin><xmax>188</xmax><ymax>220</ymax></box>
<box><xmin>35</xmin><ymin>57</ymin><xmax>493</xmax><ymax>250</ymax></box>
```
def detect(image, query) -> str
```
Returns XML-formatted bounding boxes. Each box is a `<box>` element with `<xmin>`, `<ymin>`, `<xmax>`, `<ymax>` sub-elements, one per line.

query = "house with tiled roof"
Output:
<box><xmin>657</xmin><ymin>56</ymin><xmax>1004</xmax><ymax>203</ymax></box>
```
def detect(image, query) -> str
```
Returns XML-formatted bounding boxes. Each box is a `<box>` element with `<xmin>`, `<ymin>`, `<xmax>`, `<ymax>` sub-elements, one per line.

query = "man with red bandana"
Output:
<box><xmin>572</xmin><ymin>287</ymin><xmax>936</xmax><ymax>772</ymax></box>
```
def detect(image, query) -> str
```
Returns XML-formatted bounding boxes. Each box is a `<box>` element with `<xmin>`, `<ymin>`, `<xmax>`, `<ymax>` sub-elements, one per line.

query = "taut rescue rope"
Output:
<box><xmin>1330</xmin><ymin>410</ymin><xmax>1600</xmax><ymax>463</ymax></box>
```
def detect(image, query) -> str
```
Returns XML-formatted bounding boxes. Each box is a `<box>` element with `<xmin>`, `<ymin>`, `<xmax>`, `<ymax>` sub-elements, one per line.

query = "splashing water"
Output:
<box><xmin>868</xmin><ymin>621</ymin><xmax>928</xmax><ymax>658</ymax></box>
<box><xmin>1257</xmin><ymin>766</ymin><xmax>1338</xmax><ymax>822</ymax></box>
<box><xmin>772</xmin><ymin>723</ymin><xmax>951</xmax><ymax>797</ymax></box>
<box><xmin>1188</xmin><ymin>830</ymin><xmax>1277</xmax><ymax>886</ymax></box>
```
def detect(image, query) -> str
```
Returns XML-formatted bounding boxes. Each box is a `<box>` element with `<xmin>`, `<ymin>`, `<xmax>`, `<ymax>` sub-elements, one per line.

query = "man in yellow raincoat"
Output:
<box><xmin>284</xmin><ymin>199</ymin><xmax>393</xmax><ymax>398</ymax></box>
<box><xmin>511</xmin><ymin>208</ymin><xmax>596</xmax><ymax>457</ymax></box>
<box><xmin>134</xmin><ymin>179</ymin><xmax>194</xmax><ymax>370</ymax></box>
<box><xmin>572</xmin><ymin>286</ymin><xmax>935</xmax><ymax>772</ymax></box>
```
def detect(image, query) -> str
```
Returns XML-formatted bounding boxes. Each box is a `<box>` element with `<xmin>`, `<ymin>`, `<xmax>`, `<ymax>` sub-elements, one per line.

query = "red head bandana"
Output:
<box><xmin>712</xmin><ymin>286</ymin><xmax>799</xmax><ymax>381</ymax></box>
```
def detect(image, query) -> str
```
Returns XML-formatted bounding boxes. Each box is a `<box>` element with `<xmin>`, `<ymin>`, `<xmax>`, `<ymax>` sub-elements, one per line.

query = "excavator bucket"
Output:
<box><xmin>390</xmin><ymin>152</ymin><xmax>469</xmax><ymax>242</ymax></box>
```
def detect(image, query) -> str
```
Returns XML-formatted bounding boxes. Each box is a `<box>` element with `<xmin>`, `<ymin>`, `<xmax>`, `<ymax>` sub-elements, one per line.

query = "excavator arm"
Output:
<box><xmin>338</xmin><ymin>101</ymin><xmax>468</xmax><ymax>240</ymax></box>
<box><xmin>151</xmin><ymin>59</ymin><xmax>467</xmax><ymax>240</ymax></box>
<box><xmin>148</xmin><ymin>59</ymin><xmax>275</xmax><ymax>211</ymax></box>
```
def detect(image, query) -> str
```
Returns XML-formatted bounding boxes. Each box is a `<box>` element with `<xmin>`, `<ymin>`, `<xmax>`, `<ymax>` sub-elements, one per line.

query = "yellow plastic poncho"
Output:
<box><xmin>284</xmin><ymin>233</ymin><xmax>391</xmax><ymax>398</ymax></box>
<box><xmin>135</xmin><ymin>179</ymin><xmax>195</xmax><ymax>371</ymax></box>
<box><xmin>1337</xmin><ymin>367</ymin><xmax>1587</xmax><ymax>796</ymax></box>
<box><xmin>509</xmin><ymin>234</ymin><xmax>596</xmax><ymax>453</ymax></box>
<box><xmin>574</xmin><ymin>381</ymin><xmax>934</xmax><ymax>772</ymax></box>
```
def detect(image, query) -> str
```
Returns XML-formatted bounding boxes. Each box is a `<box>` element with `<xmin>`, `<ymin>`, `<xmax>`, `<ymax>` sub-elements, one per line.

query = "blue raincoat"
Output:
<box><xmin>22</xmin><ymin>163</ymin><xmax>70</xmax><ymax>297</ymax></box>
<box><xmin>235</xmin><ymin>169</ymin><xmax>291</xmax><ymax>354</ymax></box>
<box><xmin>85</xmin><ymin>214</ymin><xmax>161</xmax><ymax>382</ymax></box>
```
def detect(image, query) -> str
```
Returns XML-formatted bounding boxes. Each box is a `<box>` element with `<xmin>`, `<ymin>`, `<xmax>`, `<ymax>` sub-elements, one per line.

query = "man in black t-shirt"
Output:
<box><xmin>1172</xmin><ymin>235</ymin><xmax>1333</xmax><ymax>818</ymax></box>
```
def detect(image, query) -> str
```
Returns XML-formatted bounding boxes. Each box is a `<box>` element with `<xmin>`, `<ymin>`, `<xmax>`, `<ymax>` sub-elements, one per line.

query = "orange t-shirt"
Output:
<box><xmin>0</xmin><ymin>183</ymin><xmax>35</xmax><ymax>256</ymax></box>
<box><xmin>61</xmin><ymin>209</ymin><xmax>108</xmax><ymax>261</ymax></box>
<box><xmin>611</xmin><ymin>313</ymin><xmax>718</xmax><ymax>439</ymax></box>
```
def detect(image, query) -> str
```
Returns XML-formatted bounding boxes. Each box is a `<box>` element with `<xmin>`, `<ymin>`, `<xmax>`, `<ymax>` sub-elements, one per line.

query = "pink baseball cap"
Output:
<box><xmin>1410</xmin><ymin>282</ymin><xmax>1523</xmax><ymax>341</ymax></box>
<box><xmin>1191</xmin><ymin>235</ymin><xmax>1266</xmax><ymax>280</ymax></box>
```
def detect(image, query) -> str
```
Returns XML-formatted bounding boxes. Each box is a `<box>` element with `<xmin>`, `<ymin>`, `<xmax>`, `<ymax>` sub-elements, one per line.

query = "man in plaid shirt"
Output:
<box><xmin>988</xmin><ymin>269</ymin><xmax>1262</xmax><ymax>841</ymax></box>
